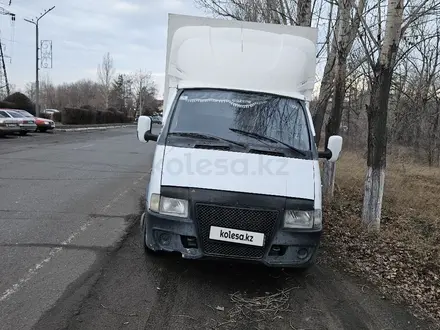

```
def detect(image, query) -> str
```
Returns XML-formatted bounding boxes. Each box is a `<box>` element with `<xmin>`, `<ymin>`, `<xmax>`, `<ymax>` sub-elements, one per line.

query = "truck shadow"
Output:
<box><xmin>144</xmin><ymin>248</ymin><xmax>310</xmax><ymax>296</ymax></box>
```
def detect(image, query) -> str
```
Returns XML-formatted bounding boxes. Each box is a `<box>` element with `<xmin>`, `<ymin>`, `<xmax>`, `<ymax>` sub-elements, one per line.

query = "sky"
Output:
<box><xmin>0</xmin><ymin>0</ymin><xmax>207</xmax><ymax>99</ymax></box>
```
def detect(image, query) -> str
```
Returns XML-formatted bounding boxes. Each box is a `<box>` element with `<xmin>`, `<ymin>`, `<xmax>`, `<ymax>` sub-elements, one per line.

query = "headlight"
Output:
<box><xmin>149</xmin><ymin>193</ymin><xmax>160</xmax><ymax>212</ymax></box>
<box><xmin>283</xmin><ymin>209</ymin><xmax>322</xmax><ymax>229</ymax></box>
<box><xmin>149</xmin><ymin>193</ymin><xmax>188</xmax><ymax>218</ymax></box>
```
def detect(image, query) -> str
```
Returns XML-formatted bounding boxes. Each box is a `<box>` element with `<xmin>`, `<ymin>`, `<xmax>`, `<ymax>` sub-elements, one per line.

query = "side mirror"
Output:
<box><xmin>318</xmin><ymin>135</ymin><xmax>343</xmax><ymax>162</ymax></box>
<box><xmin>137</xmin><ymin>116</ymin><xmax>158</xmax><ymax>142</ymax></box>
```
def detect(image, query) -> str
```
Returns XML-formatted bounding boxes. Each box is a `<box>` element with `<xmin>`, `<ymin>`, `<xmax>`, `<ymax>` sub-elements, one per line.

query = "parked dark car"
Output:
<box><xmin>151</xmin><ymin>115</ymin><xmax>162</xmax><ymax>124</ymax></box>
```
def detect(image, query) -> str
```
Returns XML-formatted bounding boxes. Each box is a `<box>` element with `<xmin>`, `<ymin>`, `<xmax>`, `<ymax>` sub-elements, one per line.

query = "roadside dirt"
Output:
<box><xmin>35</xmin><ymin>215</ymin><xmax>435</xmax><ymax>330</ymax></box>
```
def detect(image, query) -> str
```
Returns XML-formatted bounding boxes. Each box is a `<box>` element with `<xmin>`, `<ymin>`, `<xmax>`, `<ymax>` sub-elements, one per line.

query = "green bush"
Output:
<box><xmin>0</xmin><ymin>100</ymin><xmax>18</xmax><ymax>109</ymax></box>
<box><xmin>61</xmin><ymin>108</ymin><xmax>130</xmax><ymax>125</ymax></box>
<box><xmin>52</xmin><ymin>111</ymin><xmax>62</xmax><ymax>122</ymax></box>
<box><xmin>3</xmin><ymin>93</ymin><xmax>36</xmax><ymax>114</ymax></box>
<box><xmin>39</xmin><ymin>113</ymin><xmax>52</xmax><ymax>119</ymax></box>
<box><xmin>61</xmin><ymin>108</ymin><xmax>95</xmax><ymax>125</ymax></box>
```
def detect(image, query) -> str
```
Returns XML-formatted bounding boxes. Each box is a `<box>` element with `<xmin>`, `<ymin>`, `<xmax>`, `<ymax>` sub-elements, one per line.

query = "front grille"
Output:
<box><xmin>195</xmin><ymin>203</ymin><xmax>279</xmax><ymax>259</ymax></box>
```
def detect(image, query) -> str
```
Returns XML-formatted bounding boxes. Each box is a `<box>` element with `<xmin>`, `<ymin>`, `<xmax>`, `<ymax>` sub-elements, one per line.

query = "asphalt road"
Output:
<box><xmin>0</xmin><ymin>128</ymin><xmax>436</xmax><ymax>330</ymax></box>
<box><xmin>0</xmin><ymin>127</ymin><xmax>156</xmax><ymax>330</ymax></box>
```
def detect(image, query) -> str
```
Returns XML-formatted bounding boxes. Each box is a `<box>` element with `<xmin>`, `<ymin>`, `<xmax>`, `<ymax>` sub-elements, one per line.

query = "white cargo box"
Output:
<box><xmin>163</xmin><ymin>14</ymin><xmax>318</xmax><ymax>124</ymax></box>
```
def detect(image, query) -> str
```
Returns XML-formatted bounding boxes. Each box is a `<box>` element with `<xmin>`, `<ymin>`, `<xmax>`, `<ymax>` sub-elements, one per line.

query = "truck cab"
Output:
<box><xmin>137</xmin><ymin>14</ymin><xmax>342</xmax><ymax>268</ymax></box>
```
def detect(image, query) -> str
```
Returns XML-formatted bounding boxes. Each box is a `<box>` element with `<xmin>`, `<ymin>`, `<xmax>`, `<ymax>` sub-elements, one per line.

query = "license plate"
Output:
<box><xmin>209</xmin><ymin>226</ymin><xmax>265</xmax><ymax>247</ymax></box>
<box><xmin>6</xmin><ymin>124</ymin><xmax>16</xmax><ymax>127</ymax></box>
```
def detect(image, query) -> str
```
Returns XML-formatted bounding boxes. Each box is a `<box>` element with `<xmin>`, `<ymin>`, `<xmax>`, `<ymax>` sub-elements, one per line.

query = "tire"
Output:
<box><xmin>39</xmin><ymin>128</ymin><xmax>47</xmax><ymax>133</ymax></box>
<box><xmin>19</xmin><ymin>131</ymin><xmax>27</xmax><ymax>136</ymax></box>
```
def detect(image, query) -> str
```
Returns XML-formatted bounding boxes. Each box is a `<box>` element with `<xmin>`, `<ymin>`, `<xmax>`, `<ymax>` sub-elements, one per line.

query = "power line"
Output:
<box><xmin>0</xmin><ymin>4</ymin><xmax>14</xmax><ymax>96</ymax></box>
<box><xmin>0</xmin><ymin>38</ymin><xmax>9</xmax><ymax>94</ymax></box>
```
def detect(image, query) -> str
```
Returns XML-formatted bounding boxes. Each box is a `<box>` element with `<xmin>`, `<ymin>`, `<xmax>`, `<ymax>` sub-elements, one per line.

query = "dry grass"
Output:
<box><xmin>322</xmin><ymin>151</ymin><xmax>440</xmax><ymax>323</ymax></box>
<box><xmin>228</xmin><ymin>288</ymin><xmax>294</xmax><ymax>322</ymax></box>
<box><xmin>336</xmin><ymin>151</ymin><xmax>440</xmax><ymax>247</ymax></box>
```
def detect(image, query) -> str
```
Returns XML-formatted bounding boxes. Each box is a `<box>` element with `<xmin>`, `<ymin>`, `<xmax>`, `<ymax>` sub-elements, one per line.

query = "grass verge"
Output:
<box><xmin>322</xmin><ymin>151</ymin><xmax>440</xmax><ymax>324</ymax></box>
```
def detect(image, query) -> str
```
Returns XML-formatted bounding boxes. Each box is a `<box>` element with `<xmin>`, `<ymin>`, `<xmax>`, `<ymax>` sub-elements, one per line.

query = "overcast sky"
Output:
<box><xmin>0</xmin><ymin>0</ymin><xmax>206</xmax><ymax>99</ymax></box>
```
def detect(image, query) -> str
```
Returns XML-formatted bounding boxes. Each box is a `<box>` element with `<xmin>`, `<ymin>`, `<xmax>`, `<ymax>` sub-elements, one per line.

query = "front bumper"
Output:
<box><xmin>142</xmin><ymin>209</ymin><xmax>321</xmax><ymax>268</ymax></box>
<box><xmin>0</xmin><ymin>125</ymin><xmax>20</xmax><ymax>134</ymax></box>
<box><xmin>37</xmin><ymin>122</ymin><xmax>55</xmax><ymax>129</ymax></box>
<box><xmin>19</xmin><ymin>124</ymin><xmax>37</xmax><ymax>131</ymax></box>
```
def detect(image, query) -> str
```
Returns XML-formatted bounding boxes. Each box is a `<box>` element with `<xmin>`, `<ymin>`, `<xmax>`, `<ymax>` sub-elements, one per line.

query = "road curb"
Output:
<box><xmin>57</xmin><ymin>125</ymin><xmax>135</xmax><ymax>132</ymax></box>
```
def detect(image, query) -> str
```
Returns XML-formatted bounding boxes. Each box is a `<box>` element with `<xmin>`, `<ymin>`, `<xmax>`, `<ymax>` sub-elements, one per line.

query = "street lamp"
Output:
<box><xmin>24</xmin><ymin>6</ymin><xmax>55</xmax><ymax>117</ymax></box>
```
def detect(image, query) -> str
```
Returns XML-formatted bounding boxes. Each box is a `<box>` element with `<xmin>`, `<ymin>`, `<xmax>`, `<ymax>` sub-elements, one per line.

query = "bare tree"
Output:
<box><xmin>311</xmin><ymin>3</ymin><xmax>338</xmax><ymax>145</ymax></box>
<box><xmin>97</xmin><ymin>52</ymin><xmax>115</xmax><ymax>109</ymax></box>
<box><xmin>130</xmin><ymin>70</ymin><xmax>157</xmax><ymax>115</ymax></box>
<box><xmin>359</xmin><ymin>0</ymin><xmax>440</xmax><ymax>229</ymax></box>
<box><xmin>39</xmin><ymin>74</ymin><xmax>57</xmax><ymax>110</ymax></box>
<box><xmin>195</xmin><ymin>0</ymin><xmax>314</xmax><ymax>26</ymax></box>
<box><xmin>321</xmin><ymin>0</ymin><xmax>366</xmax><ymax>199</ymax></box>
<box><xmin>25</xmin><ymin>82</ymin><xmax>36</xmax><ymax>102</ymax></box>
<box><xmin>385</xmin><ymin>30</ymin><xmax>440</xmax><ymax>165</ymax></box>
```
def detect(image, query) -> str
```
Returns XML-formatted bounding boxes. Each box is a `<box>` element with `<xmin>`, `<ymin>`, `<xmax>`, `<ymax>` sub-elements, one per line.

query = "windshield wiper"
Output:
<box><xmin>168</xmin><ymin>131</ymin><xmax>246</xmax><ymax>148</ymax></box>
<box><xmin>229</xmin><ymin>128</ymin><xmax>306</xmax><ymax>156</ymax></box>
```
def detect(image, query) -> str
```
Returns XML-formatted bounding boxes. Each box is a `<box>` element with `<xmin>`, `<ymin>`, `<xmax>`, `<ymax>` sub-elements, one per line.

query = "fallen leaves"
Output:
<box><xmin>322</xmin><ymin>185</ymin><xmax>440</xmax><ymax>325</ymax></box>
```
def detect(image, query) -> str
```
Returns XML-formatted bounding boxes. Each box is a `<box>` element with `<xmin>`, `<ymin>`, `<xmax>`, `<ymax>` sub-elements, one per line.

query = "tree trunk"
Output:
<box><xmin>312</xmin><ymin>8</ymin><xmax>340</xmax><ymax>146</ymax></box>
<box><xmin>322</xmin><ymin>161</ymin><xmax>336</xmax><ymax>200</ymax></box>
<box><xmin>362</xmin><ymin>66</ymin><xmax>393</xmax><ymax>229</ymax></box>
<box><xmin>322</xmin><ymin>58</ymin><xmax>347</xmax><ymax>199</ymax></box>
<box><xmin>361</xmin><ymin>0</ymin><xmax>403</xmax><ymax>230</ymax></box>
<box><xmin>296</xmin><ymin>0</ymin><xmax>312</xmax><ymax>26</ymax></box>
<box><xmin>322</xmin><ymin>0</ymin><xmax>351</xmax><ymax>200</ymax></box>
<box><xmin>312</xmin><ymin>41</ymin><xmax>337</xmax><ymax>147</ymax></box>
<box><xmin>430</xmin><ymin>106</ymin><xmax>440</xmax><ymax>166</ymax></box>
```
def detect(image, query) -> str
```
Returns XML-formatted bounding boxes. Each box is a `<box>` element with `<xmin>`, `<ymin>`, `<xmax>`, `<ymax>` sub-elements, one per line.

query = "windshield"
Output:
<box><xmin>18</xmin><ymin>111</ymin><xmax>33</xmax><ymax>118</ymax></box>
<box><xmin>8</xmin><ymin>111</ymin><xmax>25</xmax><ymax>118</ymax></box>
<box><xmin>168</xmin><ymin>89</ymin><xmax>311</xmax><ymax>151</ymax></box>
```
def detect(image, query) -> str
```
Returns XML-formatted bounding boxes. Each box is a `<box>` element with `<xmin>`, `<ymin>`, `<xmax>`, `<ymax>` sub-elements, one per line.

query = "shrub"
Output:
<box><xmin>80</xmin><ymin>105</ymin><xmax>95</xmax><ymax>111</ymax></box>
<box><xmin>0</xmin><ymin>100</ymin><xmax>18</xmax><ymax>109</ymax></box>
<box><xmin>3</xmin><ymin>92</ymin><xmax>36</xmax><ymax>114</ymax></box>
<box><xmin>62</xmin><ymin>108</ymin><xmax>96</xmax><ymax>125</ymax></box>
<box><xmin>61</xmin><ymin>108</ymin><xmax>130</xmax><ymax>125</ymax></box>
<box><xmin>52</xmin><ymin>111</ymin><xmax>62</xmax><ymax>122</ymax></box>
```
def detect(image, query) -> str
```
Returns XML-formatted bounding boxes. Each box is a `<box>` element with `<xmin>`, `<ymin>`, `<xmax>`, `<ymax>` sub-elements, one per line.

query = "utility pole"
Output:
<box><xmin>24</xmin><ymin>6</ymin><xmax>55</xmax><ymax>117</ymax></box>
<box><xmin>139</xmin><ymin>78</ymin><xmax>143</xmax><ymax>116</ymax></box>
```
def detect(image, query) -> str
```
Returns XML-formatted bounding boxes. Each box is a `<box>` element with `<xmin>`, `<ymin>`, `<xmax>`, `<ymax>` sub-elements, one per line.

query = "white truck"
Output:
<box><xmin>137</xmin><ymin>14</ymin><xmax>342</xmax><ymax>269</ymax></box>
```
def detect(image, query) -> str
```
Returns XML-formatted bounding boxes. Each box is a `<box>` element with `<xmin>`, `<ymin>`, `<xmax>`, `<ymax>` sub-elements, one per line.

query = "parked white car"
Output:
<box><xmin>0</xmin><ymin>109</ymin><xmax>37</xmax><ymax>135</ymax></box>
<box><xmin>0</xmin><ymin>112</ymin><xmax>20</xmax><ymax>136</ymax></box>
